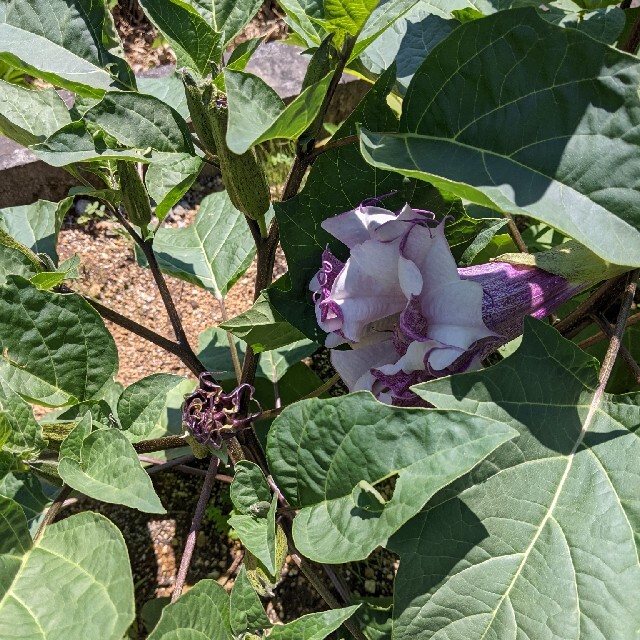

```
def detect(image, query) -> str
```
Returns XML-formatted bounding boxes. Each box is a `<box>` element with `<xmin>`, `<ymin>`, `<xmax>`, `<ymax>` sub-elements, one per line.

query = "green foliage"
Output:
<box><xmin>0</xmin><ymin>512</ymin><xmax>135</xmax><ymax>639</ymax></box>
<box><xmin>360</xmin><ymin>8</ymin><xmax>640</xmax><ymax>267</ymax></box>
<box><xmin>0</xmin><ymin>277</ymin><xmax>118</xmax><ymax>407</ymax></box>
<box><xmin>268</xmin><ymin>392</ymin><xmax>515</xmax><ymax>563</ymax></box>
<box><xmin>402</xmin><ymin>318</ymin><xmax>640</xmax><ymax>638</ymax></box>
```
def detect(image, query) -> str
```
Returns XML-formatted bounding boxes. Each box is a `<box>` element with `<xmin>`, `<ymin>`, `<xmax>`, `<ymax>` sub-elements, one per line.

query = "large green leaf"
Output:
<box><xmin>0</xmin><ymin>277</ymin><xmax>118</xmax><ymax>407</ymax></box>
<box><xmin>84</xmin><ymin>92</ymin><xmax>195</xmax><ymax>155</ymax></box>
<box><xmin>0</xmin><ymin>0</ymin><xmax>134</xmax><ymax>96</ymax></box>
<box><xmin>150</xmin><ymin>191</ymin><xmax>255</xmax><ymax>298</ymax></box>
<box><xmin>219</xmin><ymin>291</ymin><xmax>310</xmax><ymax>352</ymax></box>
<box><xmin>145</xmin><ymin>153</ymin><xmax>203</xmax><ymax>222</ymax></box>
<box><xmin>147</xmin><ymin>579</ymin><xmax>231</xmax><ymax>640</ymax></box>
<box><xmin>138</xmin><ymin>0</ymin><xmax>219</xmax><ymax>75</ymax></box>
<box><xmin>267</xmin><ymin>392</ymin><xmax>515</xmax><ymax>563</ymax></box>
<box><xmin>0</xmin><ymin>379</ymin><xmax>45</xmax><ymax>456</ymax></box>
<box><xmin>271</xmin><ymin>66</ymin><xmax>465</xmax><ymax>340</ymax></box>
<box><xmin>0</xmin><ymin>512</ymin><xmax>134</xmax><ymax>640</ymax></box>
<box><xmin>116</xmin><ymin>374</ymin><xmax>184</xmax><ymax>443</ymax></box>
<box><xmin>224</xmin><ymin>68</ymin><xmax>333</xmax><ymax>154</ymax></box>
<box><xmin>360</xmin><ymin>8</ymin><xmax>640</xmax><ymax>267</ymax></box>
<box><xmin>321</xmin><ymin>0</ymin><xmax>380</xmax><ymax>36</ymax></box>
<box><xmin>58</xmin><ymin>428</ymin><xmax>165</xmax><ymax>513</ymax></box>
<box><xmin>0</xmin><ymin>496</ymin><xmax>30</xmax><ymax>555</ymax></box>
<box><xmin>188</xmin><ymin>0</ymin><xmax>263</xmax><ymax>47</ymax></box>
<box><xmin>268</xmin><ymin>606</ymin><xmax>360</xmax><ymax>639</ymax></box>
<box><xmin>0</xmin><ymin>199</ymin><xmax>72</xmax><ymax>265</ymax></box>
<box><xmin>229</xmin><ymin>565</ymin><xmax>271</xmax><ymax>636</ymax></box>
<box><xmin>392</xmin><ymin>318</ymin><xmax>640</xmax><ymax>639</ymax></box>
<box><xmin>0</xmin><ymin>80</ymin><xmax>71</xmax><ymax>146</ymax></box>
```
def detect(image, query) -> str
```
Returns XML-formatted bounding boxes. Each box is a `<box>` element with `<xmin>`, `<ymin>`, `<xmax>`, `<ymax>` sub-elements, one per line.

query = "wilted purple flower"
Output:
<box><xmin>311</xmin><ymin>204</ymin><xmax>586</xmax><ymax>406</ymax></box>
<box><xmin>183</xmin><ymin>373</ymin><xmax>259</xmax><ymax>447</ymax></box>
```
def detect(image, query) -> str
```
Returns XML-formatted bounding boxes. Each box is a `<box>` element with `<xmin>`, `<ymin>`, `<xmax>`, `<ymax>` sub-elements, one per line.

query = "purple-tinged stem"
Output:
<box><xmin>171</xmin><ymin>456</ymin><xmax>220</xmax><ymax>602</ymax></box>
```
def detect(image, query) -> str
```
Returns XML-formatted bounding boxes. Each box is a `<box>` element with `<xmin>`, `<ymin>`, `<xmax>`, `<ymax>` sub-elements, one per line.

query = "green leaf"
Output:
<box><xmin>138</xmin><ymin>71</ymin><xmax>190</xmax><ymax>120</ymax></box>
<box><xmin>188</xmin><ymin>0</ymin><xmax>264</xmax><ymax>48</ymax></box>
<box><xmin>0</xmin><ymin>245</ymin><xmax>38</xmax><ymax>287</ymax></box>
<box><xmin>357</xmin><ymin>6</ymin><xmax>457</xmax><ymax>95</ymax></box>
<box><xmin>398</xmin><ymin>318</ymin><xmax>640</xmax><ymax>639</ymax></box>
<box><xmin>0</xmin><ymin>79</ymin><xmax>71</xmax><ymax>146</ymax></box>
<box><xmin>29</xmin><ymin>255</ymin><xmax>81</xmax><ymax>291</ymax></box>
<box><xmin>0</xmin><ymin>471</ymin><xmax>53</xmax><ymax>536</ymax></box>
<box><xmin>544</xmin><ymin>5</ymin><xmax>625</xmax><ymax>44</ymax></box>
<box><xmin>0</xmin><ymin>512</ymin><xmax>134</xmax><ymax>640</ymax></box>
<box><xmin>322</xmin><ymin>0</ymin><xmax>380</xmax><ymax>36</ymax></box>
<box><xmin>230</xmin><ymin>460</ymin><xmax>272</xmax><ymax>515</ymax></box>
<box><xmin>226</xmin><ymin>37</ymin><xmax>262</xmax><ymax>71</ymax></box>
<box><xmin>0</xmin><ymin>199</ymin><xmax>72</xmax><ymax>265</ymax></box>
<box><xmin>271</xmin><ymin>65</ymin><xmax>465</xmax><ymax>340</ymax></box>
<box><xmin>32</xmin><ymin>121</ymin><xmax>152</xmax><ymax>167</ymax></box>
<box><xmin>149</xmin><ymin>191</ymin><xmax>255</xmax><ymax>298</ymax></box>
<box><xmin>138</xmin><ymin>0</ymin><xmax>219</xmax><ymax>75</ymax></box>
<box><xmin>268</xmin><ymin>606</ymin><xmax>360</xmax><ymax>640</ymax></box>
<box><xmin>84</xmin><ymin>92</ymin><xmax>195</xmax><ymax>155</ymax></box>
<box><xmin>224</xmin><ymin>69</ymin><xmax>333</xmax><ymax>154</ymax></box>
<box><xmin>220</xmin><ymin>290</ymin><xmax>313</xmax><ymax>353</ymax></box>
<box><xmin>59</xmin><ymin>428</ymin><xmax>165</xmax><ymax>513</ymax></box>
<box><xmin>229</xmin><ymin>565</ymin><xmax>271</xmax><ymax>635</ymax></box>
<box><xmin>229</xmin><ymin>495</ymin><xmax>278</xmax><ymax>574</ymax></box>
<box><xmin>267</xmin><ymin>392</ymin><xmax>516</xmax><ymax>563</ymax></box>
<box><xmin>0</xmin><ymin>495</ymin><xmax>30</xmax><ymax>555</ymax></box>
<box><xmin>0</xmin><ymin>378</ymin><xmax>45</xmax><ymax>456</ymax></box>
<box><xmin>59</xmin><ymin>413</ymin><xmax>93</xmax><ymax>463</ymax></box>
<box><xmin>0</xmin><ymin>0</ymin><xmax>134</xmax><ymax>96</ymax></box>
<box><xmin>360</xmin><ymin>8</ymin><xmax>640</xmax><ymax>267</ymax></box>
<box><xmin>198</xmin><ymin>327</ymin><xmax>316</xmax><ymax>384</ymax></box>
<box><xmin>147</xmin><ymin>579</ymin><xmax>231</xmax><ymax>640</ymax></box>
<box><xmin>0</xmin><ymin>277</ymin><xmax>118</xmax><ymax>407</ymax></box>
<box><xmin>145</xmin><ymin>153</ymin><xmax>203</xmax><ymax>221</ymax></box>
<box><xmin>116</xmin><ymin>374</ymin><xmax>185</xmax><ymax>443</ymax></box>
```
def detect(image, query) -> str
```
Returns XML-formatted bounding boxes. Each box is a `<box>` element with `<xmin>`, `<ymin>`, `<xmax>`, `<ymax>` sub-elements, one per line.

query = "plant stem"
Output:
<box><xmin>141</xmin><ymin>454</ymin><xmax>233</xmax><ymax>483</ymax></box>
<box><xmin>305</xmin><ymin>135</ymin><xmax>359</xmax><ymax>162</ymax></box>
<box><xmin>554</xmin><ymin>275</ymin><xmax>626</xmax><ymax>339</ymax></box>
<box><xmin>171</xmin><ymin>455</ymin><xmax>220</xmax><ymax>602</ymax></box>
<box><xmin>34</xmin><ymin>485</ymin><xmax>73</xmax><ymax>542</ymax></box>
<box><xmin>592</xmin><ymin>270</ymin><xmax>639</xmax><ymax>391</ymax></box>
<box><xmin>78</xmin><ymin>291</ymin><xmax>205</xmax><ymax>376</ymax></box>
<box><xmin>217</xmin><ymin>296</ymin><xmax>242</xmax><ymax>383</ymax></box>
<box><xmin>578</xmin><ymin>312</ymin><xmax>640</xmax><ymax>350</ymax></box>
<box><xmin>591</xmin><ymin>313</ymin><xmax>640</xmax><ymax>383</ymax></box>
<box><xmin>133</xmin><ymin>435</ymin><xmax>188</xmax><ymax>454</ymax></box>
<box><xmin>112</xmin><ymin>207</ymin><xmax>206</xmax><ymax>378</ymax></box>
<box><xmin>503</xmin><ymin>212</ymin><xmax>528</xmax><ymax>253</ymax></box>
<box><xmin>256</xmin><ymin>373</ymin><xmax>341</xmax><ymax>422</ymax></box>
<box><xmin>622</xmin><ymin>8</ymin><xmax>640</xmax><ymax>53</ymax></box>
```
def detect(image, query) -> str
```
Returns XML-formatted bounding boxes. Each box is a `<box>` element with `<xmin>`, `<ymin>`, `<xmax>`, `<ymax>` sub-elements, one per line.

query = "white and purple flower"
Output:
<box><xmin>310</xmin><ymin>204</ymin><xmax>586</xmax><ymax>406</ymax></box>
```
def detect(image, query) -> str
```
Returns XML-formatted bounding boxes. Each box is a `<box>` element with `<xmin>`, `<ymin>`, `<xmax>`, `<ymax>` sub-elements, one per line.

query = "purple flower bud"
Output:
<box><xmin>182</xmin><ymin>373</ymin><xmax>259</xmax><ymax>448</ymax></box>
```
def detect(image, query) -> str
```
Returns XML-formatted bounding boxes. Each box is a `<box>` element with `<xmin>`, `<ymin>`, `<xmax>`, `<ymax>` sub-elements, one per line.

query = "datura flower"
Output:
<box><xmin>183</xmin><ymin>373</ymin><xmax>259</xmax><ymax>447</ymax></box>
<box><xmin>311</xmin><ymin>204</ymin><xmax>586</xmax><ymax>406</ymax></box>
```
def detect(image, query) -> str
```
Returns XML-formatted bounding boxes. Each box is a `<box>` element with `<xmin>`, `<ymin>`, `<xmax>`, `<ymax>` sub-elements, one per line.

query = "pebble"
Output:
<box><xmin>364</xmin><ymin>579</ymin><xmax>377</xmax><ymax>594</ymax></box>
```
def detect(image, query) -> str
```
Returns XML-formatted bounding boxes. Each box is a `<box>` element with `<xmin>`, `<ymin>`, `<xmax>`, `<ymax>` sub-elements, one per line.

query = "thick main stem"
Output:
<box><xmin>171</xmin><ymin>456</ymin><xmax>220</xmax><ymax>602</ymax></box>
<box><xmin>34</xmin><ymin>485</ymin><xmax>73</xmax><ymax>542</ymax></box>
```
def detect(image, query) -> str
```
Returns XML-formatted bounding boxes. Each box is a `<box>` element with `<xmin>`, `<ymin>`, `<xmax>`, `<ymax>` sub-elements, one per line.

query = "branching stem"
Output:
<box><xmin>34</xmin><ymin>485</ymin><xmax>73</xmax><ymax>542</ymax></box>
<box><xmin>171</xmin><ymin>456</ymin><xmax>220</xmax><ymax>602</ymax></box>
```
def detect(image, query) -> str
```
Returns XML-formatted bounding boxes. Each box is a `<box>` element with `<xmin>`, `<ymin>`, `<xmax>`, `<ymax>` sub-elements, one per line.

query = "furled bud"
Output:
<box><xmin>182</xmin><ymin>373</ymin><xmax>259</xmax><ymax>448</ymax></box>
<box><xmin>117</xmin><ymin>160</ymin><xmax>152</xmax><ymax>229</ymax></box>
<box><xmin>183</xmin><ymin>72</ymin><xmax>218</xmax><ymax>155</ymax></box>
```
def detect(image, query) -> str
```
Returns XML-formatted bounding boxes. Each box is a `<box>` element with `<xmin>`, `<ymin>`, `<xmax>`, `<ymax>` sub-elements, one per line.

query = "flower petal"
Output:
<box><xmin>321</xmin><ymin>205</ymin><xmax>397</xmax><ymax>248</ymax></box>
<box><xmin>329</xmin><ymin>238</ymin><xmax>406</xmax><ymax>341</ymax></box>
<box><xmin>330</xmin><ymin>336</ymin><xmax>397</xmax><ymax>391</ymax></box>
